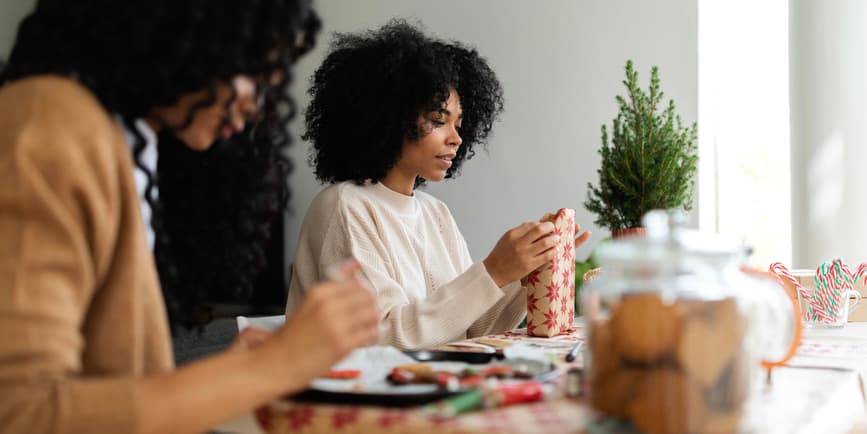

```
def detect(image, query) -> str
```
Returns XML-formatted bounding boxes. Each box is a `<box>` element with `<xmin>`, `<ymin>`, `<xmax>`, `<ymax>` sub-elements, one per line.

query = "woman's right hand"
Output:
<box><xmin>261</xmin><ymin>280</ymin><xmax>380</xmax><ymax>393</ymax></box>
<box><xmin>483</xmin><ymin>221</ymin><xmax>559</xmax><ymax>287</ymax></box>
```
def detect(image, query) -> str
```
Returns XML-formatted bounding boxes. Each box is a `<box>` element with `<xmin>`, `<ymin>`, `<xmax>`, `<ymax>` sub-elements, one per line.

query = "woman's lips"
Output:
<box><xmin>436</xmin><ymin>153</ymin><xmax>455</xmax><ymax>169</ymax></box>
<box><xmin>219</xmin><ymin>122</ymin><xmax>243</xmax><ymax>140</ymax></box>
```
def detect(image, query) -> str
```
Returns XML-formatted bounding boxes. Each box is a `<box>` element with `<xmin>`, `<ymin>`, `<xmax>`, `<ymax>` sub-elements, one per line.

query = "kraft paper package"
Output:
<box><xmin>526</xmin><ymin>208</ymin><xmax>575</xmax><ymax>337</ymax></box>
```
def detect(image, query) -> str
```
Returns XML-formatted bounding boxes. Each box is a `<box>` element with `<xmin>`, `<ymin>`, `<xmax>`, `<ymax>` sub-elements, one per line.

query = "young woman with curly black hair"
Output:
<box><xmin>0</xmin><ymin>1</ymin><xmax>379</xmax><ymax>433</ymax></box>
<box><xmin>286</xmin><ymin>21</ymin><xmax>590</xmax><ymax>350</ymax></box>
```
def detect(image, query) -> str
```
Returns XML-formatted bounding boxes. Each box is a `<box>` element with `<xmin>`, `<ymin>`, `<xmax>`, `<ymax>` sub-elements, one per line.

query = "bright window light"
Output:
<box><xmin>698</xmin><ymin>0</ymin><xmax>791</xmax><ymax>268</ymax></box>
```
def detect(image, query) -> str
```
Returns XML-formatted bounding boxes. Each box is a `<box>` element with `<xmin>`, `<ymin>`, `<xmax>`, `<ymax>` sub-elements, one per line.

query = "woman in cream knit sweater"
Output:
<box><xmin>0</xmin><ymin>1</ymin><xmax>378</xmax><ymax>433</ymax></box>
<box><xmin>287</xmin><ymin>21</ymin><xmax>590</xmax><ymax>350</ymax></box>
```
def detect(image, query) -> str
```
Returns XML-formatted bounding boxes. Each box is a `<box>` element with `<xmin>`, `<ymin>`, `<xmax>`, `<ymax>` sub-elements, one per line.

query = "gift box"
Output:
<box><xmin>526</xmin><ymin>208</ymin><xmax>575</xmax><ymax>337</ymax></box>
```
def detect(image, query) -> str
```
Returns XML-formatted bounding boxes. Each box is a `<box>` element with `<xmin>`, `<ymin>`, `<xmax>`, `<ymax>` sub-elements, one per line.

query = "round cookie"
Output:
<box><xmin>590</xmin><ymin>368</ymin><xmax>641</xmax><ymax>419</ymax></box>
<box><xmin>628</xmin><ymin>368</ymin><xmax>707</xmax><ymax>434</ymax></box>
<box><xmin>611</xmin><ymin>292</ymin><xmax>682</xmax><ymax>362</ymax></box>
<box><xmin>588</xmin><ymin>319</ymin><xmax>619</xmax><ymax>380</ymax></box>
<box><xmin>676</xmin><ymin>297</ymin><xmax>745</xmax><ymax>387</ymax></box>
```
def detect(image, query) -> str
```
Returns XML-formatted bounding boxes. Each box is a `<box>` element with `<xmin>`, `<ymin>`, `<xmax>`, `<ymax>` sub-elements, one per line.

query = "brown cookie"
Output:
<box><xmin>588</xmin><ymin>319</ymin><xmax>619</xmax><ymax>380</ymax></box>
<box><xmin>628</xmin><ymin>368</ymin><xmax>707</xmax><ymax>434</ymax></box>
<box><xmin>611</xmin><ymin>293</ymin><xmax>682</xmax><ymax>362</ymax></box>
<box><xmin>703</xmin><ymin>351</ymin><xmax>749</xmax><ymax>412</ymax></box>
<box><xmin>590</xmin><ymin>368</ymin><xmax>641</xmax><ymax>419</ymax></box>
<box><xmin>729</xmin><ymin>353</ymin><xmax>749</xmax><ymax>409</ymax></box>
<box><xmin>676</xmin><ymin>298</ymin><xmax>745</xmax><ymax>386</ymax></box>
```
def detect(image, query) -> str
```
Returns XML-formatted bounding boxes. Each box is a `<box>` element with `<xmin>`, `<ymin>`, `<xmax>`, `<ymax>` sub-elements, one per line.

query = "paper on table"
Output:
<box><xmin>236</xmin><ymin>315</ymin><xmax>285</xmax><ymax>332</ymax></box>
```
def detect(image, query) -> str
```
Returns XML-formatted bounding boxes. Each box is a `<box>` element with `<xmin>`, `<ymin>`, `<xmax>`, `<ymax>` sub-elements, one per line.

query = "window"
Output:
<box><xmin>698</xmin><ymin>0</ymin><xmax>791</xmax><ymax>267</ymax></box>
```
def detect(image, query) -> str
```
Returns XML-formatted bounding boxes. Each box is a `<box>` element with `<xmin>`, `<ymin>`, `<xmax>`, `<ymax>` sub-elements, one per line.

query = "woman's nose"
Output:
<box><xmin>448</xmin><ymin>124</ymin><xmax>463</xmax><ymax>148</ymax></box>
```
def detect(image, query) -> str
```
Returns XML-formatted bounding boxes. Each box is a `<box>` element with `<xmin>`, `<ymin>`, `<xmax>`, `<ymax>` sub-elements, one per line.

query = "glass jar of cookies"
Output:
<box><xmin>582</xmin><ymin>211</ymin><xmax>798</xmax><ymax>434</ymax></box>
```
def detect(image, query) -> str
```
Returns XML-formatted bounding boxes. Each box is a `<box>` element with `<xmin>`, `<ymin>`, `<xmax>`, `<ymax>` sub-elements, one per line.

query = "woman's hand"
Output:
<box><xmin>518</xmin><ymin>223</ymin><xmax>592</xmax><ymax>286</ymax></box>
<box><xmin>230</xmin><ymin>327</ymin><xmax>273</xmax><ymax>351</ymax></box>
<box><xmin>255</xmin><ymin>280</ymin><xmax>380</xmax><ymax>393</ymax></box>
<box><xmin>483</xmin><ymin>222</ymin><xmax>559</xmax><ymax>287</ymax></box>
<box><xmin>574</xmin><ymin>223</ymin><xmax>591</xmax><ymax>250</ymax></box>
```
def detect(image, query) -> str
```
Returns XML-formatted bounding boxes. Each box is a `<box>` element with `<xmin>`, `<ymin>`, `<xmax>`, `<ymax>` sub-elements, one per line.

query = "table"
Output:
<box><xmin>218</xmin><ymin>321</ymin><xmax>867</xmax><ymax>434</ymax></box>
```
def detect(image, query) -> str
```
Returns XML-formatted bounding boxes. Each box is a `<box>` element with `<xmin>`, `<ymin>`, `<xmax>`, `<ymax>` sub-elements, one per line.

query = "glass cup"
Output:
<box><xmin>792</xmin><ymin>269</ymin><xmax>863</xmax><ymax>328</ymax></box>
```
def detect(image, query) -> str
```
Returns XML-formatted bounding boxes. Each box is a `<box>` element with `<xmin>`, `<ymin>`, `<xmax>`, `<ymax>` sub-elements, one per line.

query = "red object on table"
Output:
<box><xmin>485</xmin><ymin>382</ymin><xmax>545</xmax><ymax>407</ymax></box>
<box><xmin>325</xmin><ymin>369</ymin><xmax>362</xmax><ymax>380</ymax></box>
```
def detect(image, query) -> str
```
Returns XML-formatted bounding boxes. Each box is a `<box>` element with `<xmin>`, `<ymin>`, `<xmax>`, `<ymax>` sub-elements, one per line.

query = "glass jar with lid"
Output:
<box><xmin>582</xmin><ymin>210</ymin><xmax>799</xmax><ymax>434</ymax></box>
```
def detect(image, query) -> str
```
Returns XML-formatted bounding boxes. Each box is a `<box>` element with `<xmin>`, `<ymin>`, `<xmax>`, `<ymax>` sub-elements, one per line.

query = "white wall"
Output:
<box><xmin>790</xmin><ymin>0</ymin><xmax>867</xmax><ymax>268</ymax></box>
<box><xmin>286</xmin><ymin>0</ymin><xmax>698</xmax><ymax>263</ymax></box>
<box><xmin>0</xmin><ymin>0</ymin><xmax>699</xmax><ymax>265</ymax></box>
<box><xmin>0</xmin><ymin>0</ymin><xmax>35</xmax><ymax>59</ymax></box>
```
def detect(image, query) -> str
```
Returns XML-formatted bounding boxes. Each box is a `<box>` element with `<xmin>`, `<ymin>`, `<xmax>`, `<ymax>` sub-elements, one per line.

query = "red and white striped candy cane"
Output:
<box><xmin>854</xmin><ymin>263</ymin><xmax>867</xmax><ymax>285</ymax></box>
<box><xmin>814</xmin><ymin>259</ymin><xmax>853</xmax><ymax>323</ymax></box>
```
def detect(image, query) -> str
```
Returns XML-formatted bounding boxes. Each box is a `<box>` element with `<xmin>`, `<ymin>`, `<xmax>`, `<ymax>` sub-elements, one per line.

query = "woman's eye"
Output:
<box><xmin>431</xmin><ymin>120</ymin><xmax>445</xmax><ymax>127</ymax></box>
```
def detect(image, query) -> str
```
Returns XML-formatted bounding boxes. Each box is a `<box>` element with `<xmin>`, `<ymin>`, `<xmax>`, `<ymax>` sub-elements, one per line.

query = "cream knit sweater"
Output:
<box><xmin>286</xmin><ymin>181</ymin><xmax>526</xmax><ymax>350</ymax></box>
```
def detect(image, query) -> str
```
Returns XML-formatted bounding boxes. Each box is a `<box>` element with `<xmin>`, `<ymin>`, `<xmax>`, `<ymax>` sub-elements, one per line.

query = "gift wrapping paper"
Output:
<box><xmin>526</xmin><ymin>208</ymin><xmax>575</xmax><ymax>337</ymax></box>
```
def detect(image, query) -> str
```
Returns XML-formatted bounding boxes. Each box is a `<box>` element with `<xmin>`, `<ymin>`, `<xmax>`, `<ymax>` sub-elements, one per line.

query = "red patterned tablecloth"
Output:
<box><xmin>257</xmin><ymin>325</ymin><xmax>586</xmax><ymax>434</ymax></box>
<box><xmin>255</xmin><ymin>397</ymin><xmax>593</xmax><ymax>434</ymax></box>
<box><xmin>250</xmin><ymin>323</ymin><xmax>867</xmax><ymax>434</ymax></box>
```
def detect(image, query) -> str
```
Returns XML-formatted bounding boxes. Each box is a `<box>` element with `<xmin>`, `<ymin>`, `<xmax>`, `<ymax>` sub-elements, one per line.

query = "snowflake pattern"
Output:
<box><xmin>286</xmin><ymin>406</ymin><xmax>315</xmax><ymax>431</ymax></box>
<box><xmin>527</xmin><ymin>292</ymin><xmax>540</xmax><ymax>315</ymax></box>
<box><xmin>545</xmin><ymin>282</ymin><xmax>560</xmax><ymax>303</ymax></box>
<box><xmin>332</xmin><ymin>408</ymin><xmax>360</xmax><ymax>429</ymax></box>
<box><xmin>377</xmin><ymin>410</ymin><xmax>407</xmax><ymax>428</ymax></box>
<box><xmin>543</xmin><ymin>309</ymin><xmax>559</xmax><ymax>331</ymax></box>
<box><xmin>526</xmin><ymin>270</ymin><xmax>541</xmax><ymax>286</ymax></box>
<box><xmin>548</xmin><ymin>258</ymin><xmax>560</xmax><ymax>276</ymax></box>
<box><xmin>561</xmin><ymin>245</ymin><xmax>573</xmax><ymax>263</ymax></box>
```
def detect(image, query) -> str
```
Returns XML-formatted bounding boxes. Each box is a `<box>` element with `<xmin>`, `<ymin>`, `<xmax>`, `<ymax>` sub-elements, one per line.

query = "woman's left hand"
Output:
<box><xmin>574</xmin><ymin>223</ymin><xmax>591</xmax><ymax>250</ymax></box>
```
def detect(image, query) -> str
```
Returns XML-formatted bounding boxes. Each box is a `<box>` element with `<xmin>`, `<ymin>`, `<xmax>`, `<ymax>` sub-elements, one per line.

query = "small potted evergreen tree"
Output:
<box><xmin>585</xmin><ymin>60</ymin><xmax>698</xmax><ymax>238</ymax></box>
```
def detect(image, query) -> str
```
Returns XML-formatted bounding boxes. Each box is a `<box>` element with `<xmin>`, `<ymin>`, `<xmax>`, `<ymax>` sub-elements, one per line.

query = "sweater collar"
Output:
<box><xmin>368</xmin><ymin>181</ymin><xmax>419</xmax><ymax>216</ymax></box>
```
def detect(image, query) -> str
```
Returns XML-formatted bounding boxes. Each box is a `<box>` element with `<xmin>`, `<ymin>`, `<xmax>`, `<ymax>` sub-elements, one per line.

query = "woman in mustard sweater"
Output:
<box><xmin>0</xmin><ymin>1</ymin><xmax>378</xmax><ymax>433</ymax></box>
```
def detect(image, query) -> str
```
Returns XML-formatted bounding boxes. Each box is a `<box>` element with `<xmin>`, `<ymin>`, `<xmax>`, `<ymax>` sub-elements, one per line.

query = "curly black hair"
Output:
<box><xmin>2</xmin><ymin>0</ymin><xmax>320</xmax><ymax>329</ymax></box>
<box><xmin>306</xmin><ymin>20</ymin><xmax>504</xmax><ymax>186</ymax></box>
<box><xmin>155</xmin><ymin>123</ymin><xmax>291</xmax><ymax>324</ymax></box>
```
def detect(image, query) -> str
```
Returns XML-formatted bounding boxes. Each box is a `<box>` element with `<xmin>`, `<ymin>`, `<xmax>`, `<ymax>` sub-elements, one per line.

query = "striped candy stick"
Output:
<box><xmin>815</xmin><ymin>262</ymin><xmax>840</xmax><ymax>322</ymax></box>
<box><xmin>812</xmin><ymin>263</ymin><xmax>838</xmax><ymax>322</ymax></box>
<box><xmin>832</xmin><ymin>260</ymin><xmax>852</xmax><ymax>311</ymax></box>
<box><xmin>855</xmin><ymin>263</ymin><xmax>867</xmax><ymax>285</ymax></box>
<box><xmin>836</xmin><ymin>260</ymin><xmax>853</xmax><ymax>310</ymax></box>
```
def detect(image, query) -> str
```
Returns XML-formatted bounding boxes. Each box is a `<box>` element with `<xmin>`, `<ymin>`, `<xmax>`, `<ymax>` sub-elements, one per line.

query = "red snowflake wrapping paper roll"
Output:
<box><xmin>526</xmin><ymin>208</ymin><xmax>575</xmax><ymax>337</ymax></box>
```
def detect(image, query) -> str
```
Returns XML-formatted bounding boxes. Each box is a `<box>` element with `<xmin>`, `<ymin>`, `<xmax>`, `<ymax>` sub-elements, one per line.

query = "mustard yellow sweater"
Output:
<box><xmin>0</xmin><ymin>76</ymin><xmax>173</xmax><ymax>434</ymax></box>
